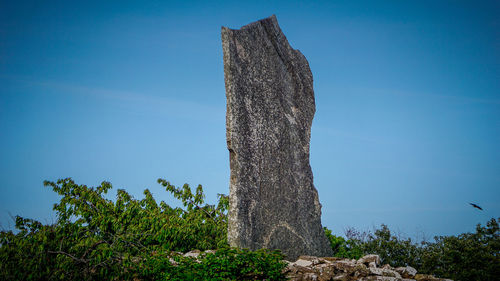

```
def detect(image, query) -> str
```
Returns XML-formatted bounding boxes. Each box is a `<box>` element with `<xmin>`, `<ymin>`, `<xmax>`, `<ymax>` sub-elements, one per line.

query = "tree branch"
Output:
<box><xmin>81</xmin><ymin>240</ymin><xmax>107</xmax><ymax>259</ymax></box>
<box><xmin>48</xmin><ymin>250</ymin><xmax>87</xmax><ymax>263</ymax></box>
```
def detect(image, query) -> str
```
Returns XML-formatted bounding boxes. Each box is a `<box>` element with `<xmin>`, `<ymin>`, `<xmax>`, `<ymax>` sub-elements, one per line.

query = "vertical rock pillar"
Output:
<box><xmin>221</xmin><ymin>15</ymin><xmax>333</xmax><ymax>260</ymax></box>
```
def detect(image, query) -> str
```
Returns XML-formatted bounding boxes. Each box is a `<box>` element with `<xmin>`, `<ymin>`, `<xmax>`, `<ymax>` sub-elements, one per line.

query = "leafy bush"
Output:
<box><xmin>352</xmin><ymin>224</ymin><xmax>423</xmax><ymax>268</ymax></box>
<box><xmin>0</xmin><ymin>178</ymin><xmax>287</xmax><ymax>281</ymax></box>
<box><xmin>419</xmin><ymin>218</ymin><xmax>500</xmax><ymax>281</ymax></box>
<box><xmin>326</xmin><ymin>219</ymin><xmax>500</xmax><ymax>281</ymax></box>
<box><xmin>323</xmin><ymin>227</ymin><xmax>363</xmax><ymax>259</ymax></box>
<box><xmin>2</xmin><ymin>177</ymin><xmax>498</xmax><ymax>281</ymax></box>
<box><xmin>152</xmin><ymin>247</ymin><xmax>287</xmax><ymax>280</ymax></box>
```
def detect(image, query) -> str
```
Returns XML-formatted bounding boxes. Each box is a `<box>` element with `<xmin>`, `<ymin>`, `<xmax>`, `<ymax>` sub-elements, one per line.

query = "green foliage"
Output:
<box><xmin>0</xmin><ymin>178</ymin><xmax>286</xmax><ymax>281</ymax></box>
<box><xmin>325</xmin><ymin>219</ymin><xmax>500</xmax><ymax>281</ymax></box>
<box><xmin>323</xmin><ymin>227</ymin><xmax>363</xmax><ymax>259</ymax></box>
<box><xmin>153</xmin><ymin>247</ymin><xmax>287</xmax><ymax>280</ymax></box>
<box><xmin>2</xmin><ymin>177</ymin><xmax>498</xmax><ymax>281</ymax></box>
<box><xmin>418</xmin><ymin>218</ymin><xmax>500</xmax><ymax>281</ymax></box>
<box><xmin>352</xmin><ymin>224</ymin><xmax>422</xmax><ymax>268</ymax></box>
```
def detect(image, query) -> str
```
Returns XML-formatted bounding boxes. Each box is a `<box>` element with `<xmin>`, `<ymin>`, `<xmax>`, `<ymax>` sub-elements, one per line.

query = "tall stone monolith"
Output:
<box><xmin>221</xmin><ymin>15</ymin><xmax>333</xmax><ymax>260</ymax></box>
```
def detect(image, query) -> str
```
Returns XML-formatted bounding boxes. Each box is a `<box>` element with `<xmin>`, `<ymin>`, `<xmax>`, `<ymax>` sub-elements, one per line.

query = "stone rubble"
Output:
<box><xmin>177</xmin><ymin>251</ymin><xmax>452</xmax><ymax>281</ymax></box>
<box><xmin>284</xmin><ymin>254</ymin><xmax>453</xmax><ymax>281</ymax></box>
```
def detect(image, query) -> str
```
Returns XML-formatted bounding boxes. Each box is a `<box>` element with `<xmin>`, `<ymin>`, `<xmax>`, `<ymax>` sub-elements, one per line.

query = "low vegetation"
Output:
<box><xmin>1</xmin><ymin>178</ymin><xmax>498</xmax><ymax>280</ymax></box>
<box><xmin>324</xmin><ymin>218</ymin><xmax>499</xmax><ymax>281</ymax></box>
<box><xmin>0</xmin><ymin>178</ymin><xmax>286</xmax><ymax>280</ymax></box>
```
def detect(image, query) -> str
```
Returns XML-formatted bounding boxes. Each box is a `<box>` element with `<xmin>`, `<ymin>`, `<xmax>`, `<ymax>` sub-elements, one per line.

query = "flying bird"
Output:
<box><xmin>469</xmin><ymin>203</ymin><xmax>483</xmax><ymax>210</ymax></box>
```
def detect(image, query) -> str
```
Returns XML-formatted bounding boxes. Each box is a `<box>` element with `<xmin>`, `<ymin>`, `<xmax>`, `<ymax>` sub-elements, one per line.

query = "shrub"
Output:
<box><xmin>325</xmin><ymin>219</ymin><xmax>500</xmax><ymax>281</ymax></box>
<box><xmin>0</xmin><ymin>178</ymin><xmax>287</xmax><ymax>281</ymax></box>
<box><xmin>2</xmin><ymin>177</ymin><xmax>498</xmax><ymax>281</ymax></box>
<box><xmin>419</xmin><ymin>218</ymin><xmax>500</xmax><ymax>281</ymax></box>
<box><xmin>354</xmin><ymin>224</ymin><xmax>423</xmax><ymax>268</ymax></box>
<box><xmin>323</xmin><ymin>227</ymin><xmax>363</xmax><ymax>259</ymax></box>
<box><xmin>153</xmin><ymin>247</ymin><xmax>287</xmax><ymax>280</ymax></box>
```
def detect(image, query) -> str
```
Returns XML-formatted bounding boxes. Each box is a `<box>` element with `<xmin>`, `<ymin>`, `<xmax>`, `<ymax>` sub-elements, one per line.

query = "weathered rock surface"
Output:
<box><xmin>221</xmin><ymin>15</ymin><xmax>332</xmax><ymax>261</ymax></box>
<box><xmin>284</xmin><ymin>254</ymin><xmax>453</xmax><ymax>281</ymax></box>
<box><xmin>395</xmin><ymin>266</ymin><xmax>417</xmax><ymax>278</ymax></box>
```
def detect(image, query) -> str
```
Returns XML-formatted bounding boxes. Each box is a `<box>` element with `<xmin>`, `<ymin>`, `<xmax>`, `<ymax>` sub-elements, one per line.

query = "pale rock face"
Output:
<box><xmin>295</xmin><ymin>259</ymin><xmax>313</xmax><ymax>267</ymax></box>
<box><xmin>358</xmin><ymin>254</ymin><xmax>382</xmax><ymax>266</ymax></box>
<box><xmin>221</xmin><ymin>15</ymin><xmax>332</xmax><ymax>260</ymax></box>
<box><xmin>369</xmin><ymin>267</ymin><xmax>402</xmax><ymax>278</ymax></box>
<box><xmin>359</xmin><ymin>277</ymin><xmax>398</xmax><ymax>281</ymax></box>
<box><xmin>396</xmin><ymin>266</ymin><xmax>418</xmax><ymax>278</ymax></box>
<box><xmin>183</xmin><ymin>250</ymin><xmax>201</xmax><ymax>259</ymax></box>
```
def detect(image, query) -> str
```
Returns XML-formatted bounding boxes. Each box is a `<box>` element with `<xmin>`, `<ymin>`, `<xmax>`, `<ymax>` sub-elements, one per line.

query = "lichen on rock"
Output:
<box><xmin>221</xmin><ymin>15</ymin><xmax>333</xmax><ymax>261</ymax></box>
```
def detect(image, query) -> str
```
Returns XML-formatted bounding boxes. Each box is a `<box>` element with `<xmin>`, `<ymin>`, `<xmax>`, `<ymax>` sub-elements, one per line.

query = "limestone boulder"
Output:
<box><xmin>358</xmin><ymin>254</ymin><xmax>381</xmax><ymax>267</ymax></box>
<box><xmin>395</xmin><ymin>266</ymin><xmax>418</xmax><ymax>278</ymax></box>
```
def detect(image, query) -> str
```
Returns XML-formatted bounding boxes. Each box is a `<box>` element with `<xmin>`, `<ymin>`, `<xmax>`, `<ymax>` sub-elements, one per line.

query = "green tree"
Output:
<box><xmin>0</xmin><ymin>178</ymin><xmax>286</xmax><ymax>281</ymax></box>
<box><xmin>323</xmin><ymin>227</ymin><xmax>363</xmax><ymax>259</ymax></box>
<box><xmin>324</xmin><ymin>219</ymin><xmax>500</xmax><ymax>281</ymax></box>
<box><xmin>419</xmin><ymin>218</ymin><xmax>500</xmax><ymax>281</ymax></box>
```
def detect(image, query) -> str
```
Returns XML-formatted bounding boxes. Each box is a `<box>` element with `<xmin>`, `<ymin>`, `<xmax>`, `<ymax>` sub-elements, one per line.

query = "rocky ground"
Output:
<box><xmin>180</xmin><ymin>250</ymin><xmax>453</xmax><ymax>281</ymax></box>
<box><xmin>283</xmin><ymin>254</ymin><xmax>452</xmax><ymax>281</ymax></box>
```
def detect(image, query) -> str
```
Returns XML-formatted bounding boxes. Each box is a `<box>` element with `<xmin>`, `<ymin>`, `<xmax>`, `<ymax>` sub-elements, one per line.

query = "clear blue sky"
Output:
<box><xmin>1</xmin><ymin>0</ymin><xmax>499</xmax><ymax>240</ymax></box>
